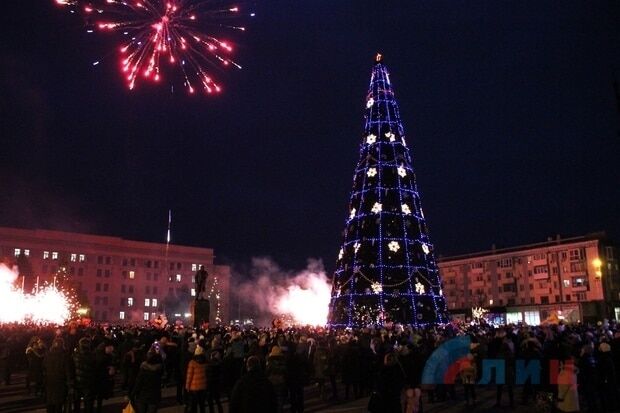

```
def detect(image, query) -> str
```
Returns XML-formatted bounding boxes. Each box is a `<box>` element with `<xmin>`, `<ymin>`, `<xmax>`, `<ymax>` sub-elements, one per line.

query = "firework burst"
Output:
<box><xmin>55</xmin><ymin>0</ymin><xmax>250</xmax><ymax>94</ymax></box>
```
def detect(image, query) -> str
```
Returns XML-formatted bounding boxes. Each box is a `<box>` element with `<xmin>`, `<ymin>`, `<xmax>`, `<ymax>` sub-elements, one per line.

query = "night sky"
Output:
<box><xmin>1</xmin><ymin>1</ymin><xmax>619</xmax><ymax>272</ymax></box>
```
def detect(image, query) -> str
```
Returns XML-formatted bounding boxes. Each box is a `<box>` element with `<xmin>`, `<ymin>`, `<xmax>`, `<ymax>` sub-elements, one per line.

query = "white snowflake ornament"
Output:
<box><xmin>354</xmin><ymin>242</ymin><xmax>361</xmax><ymax>253</ymax></box>
<box><xmin>371</xmin><ymin>202</ymin><xmax>382</xmax><ymax>214</ymax></box>
<box><xmin>371</xmin><ymin>282</ymin><xmax>383</xmax><ymax>293</ymax></box>
<box><xmin>397</xmin><ymin>165</ymin><xmax>407</xmax><ymax>177</ymax></box>
<box><xmin>367</xmin><ymin>167</ymin><xmax>377</xmax><ymax>177</ymax></box>
<box><xmin>415</xmin><ymin>281</ymin><xmax>425</xmax><ymax>294</ymax></box>
<box><xmin>338</xmin><ymin>248</ymin><xmax>344</xmax><ymax>260</ymax></box>
<box><xmin>366</xmin><ymin>98</ymin><xmax>374</xmax><ymax>109</ymax></box>
<box><xmin>366</xmin><ymin>134</ymin><xmax>377</xmax><ymax>145</ymax></box>
<box><xmin>388</xmin><ymin>241</ymin><xmax>400</xmax><ymax>252</ymax></box>
<box><xmin>385</xmin><ymin>132</ymin><xmax>396</xmax><ymax>142</ymax></box>
<box><xmin>349</xmin><ymin>208</ymin><xmax>356</xmax><ymax>219</ymax></box>
<box><xmin>401</xmin><ymin>204</ymin><xmax>411</xmax><ymax>215</ymax></box>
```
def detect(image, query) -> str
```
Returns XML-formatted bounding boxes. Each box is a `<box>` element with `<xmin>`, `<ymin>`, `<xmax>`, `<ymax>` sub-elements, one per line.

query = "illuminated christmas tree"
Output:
<box><xmin>328</xmin><ymin>54</ymin><xmax>448</xmax><ymax>327</ymax></box>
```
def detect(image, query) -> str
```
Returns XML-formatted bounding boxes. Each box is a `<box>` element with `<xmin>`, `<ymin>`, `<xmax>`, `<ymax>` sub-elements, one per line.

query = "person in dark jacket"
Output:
<box><xmin>26</xmin><ymin>336</ymin><xmax>46</xmax><ymax>396</ymax></box>
<box><xmin>341</xmin><ymin>338</ymin><xmax>361</xmax><ymax>400</ymax></box>
<box><xmin>131</xmin><ymin>350</ymin><xmax>164</xmax><ymax>413</ymax></box>
<box><xmin>73</xmin><ymin>337</ymin><xmax>97</xmax><ymax>413</ymax></box>
<box><xmin>287</xmin><ymin>344</ymin><xmax>309</xmax><ymax>413</ymax></box>
<box><xmin>265</xmin><ymin>345</ymin><xmax>287</xmax><ymax>413</ymax></box>
<box><xmin>43</xmin><ymin>338</ymin><xmax>73</xmax><ymax>413</ymax></box>
<box><xmin>94</xmin><ymin>340</ymin><xmax>116</xmax><ymax>413</ymax></box>
<box><xmin>206</xmin><ymin>351</ymin><xmax>224</xmax><ymax>413</ymax></box>
<box><xmin>371</xmin><ymin>353</ymin><xmax>405</xmax><ymax>413</ymax></box>
<box><xmin>229</xmin><ymin>356</ymin><xmax>277</xmax><ymax>413</ymax></box>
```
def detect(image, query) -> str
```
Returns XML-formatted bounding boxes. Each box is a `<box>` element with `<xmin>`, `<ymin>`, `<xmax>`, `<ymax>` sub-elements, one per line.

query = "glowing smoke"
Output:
<box><xmin>0</xmin><ymin>263</ymin><xmax>75</xmax><ymax>325</ymax></box>
<box><xmin>235</xmin><ymin>258</ymin><xmax>332</xmax><ymax>326</ymax></box>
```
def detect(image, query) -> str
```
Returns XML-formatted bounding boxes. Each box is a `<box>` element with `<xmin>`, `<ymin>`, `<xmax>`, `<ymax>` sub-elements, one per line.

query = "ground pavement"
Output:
<box><xmin>0</xmin><ymin>372</ymin><xmax>537</xmax><ymax>413</ymax></box>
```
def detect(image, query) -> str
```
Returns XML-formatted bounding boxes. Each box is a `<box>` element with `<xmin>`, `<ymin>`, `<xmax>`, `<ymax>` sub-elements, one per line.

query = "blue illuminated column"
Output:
<box><xmin>328</xmin><ymin>54</ymin><xmax>448</xmax><ymax>327</ymax></box>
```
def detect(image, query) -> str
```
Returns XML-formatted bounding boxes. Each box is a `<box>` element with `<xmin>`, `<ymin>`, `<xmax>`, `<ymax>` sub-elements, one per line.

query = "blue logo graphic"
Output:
<box><xmin>421</xmin><ymin>336</ymin><xmax>471</xmax><ymax>385</ymax></box>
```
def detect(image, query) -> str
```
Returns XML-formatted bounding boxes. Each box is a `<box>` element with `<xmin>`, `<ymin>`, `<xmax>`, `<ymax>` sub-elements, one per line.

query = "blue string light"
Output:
<box><xmin>328</xmin><ymin>56</ymin><xmax>448</xmax><ymax>327</ymax></box>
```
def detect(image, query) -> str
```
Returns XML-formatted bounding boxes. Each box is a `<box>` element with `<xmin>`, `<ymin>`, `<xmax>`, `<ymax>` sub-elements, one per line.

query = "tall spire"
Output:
<box><xmin>328</xmin><ymin>56</ymin><xmax>448</xmax><ymax>327</ymax></box>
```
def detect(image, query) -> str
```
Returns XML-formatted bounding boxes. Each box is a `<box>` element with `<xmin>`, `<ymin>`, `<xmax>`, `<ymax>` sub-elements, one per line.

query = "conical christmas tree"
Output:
<box><xmin>328</xmin><ymin>54</ymin><xmax>448</xmax><ymax>327</ymax></box>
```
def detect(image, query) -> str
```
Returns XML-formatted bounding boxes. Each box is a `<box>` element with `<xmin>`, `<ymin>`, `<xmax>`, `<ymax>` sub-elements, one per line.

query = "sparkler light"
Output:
<box><xmin>54</xmin><ymin>0</ymin><xmax>250</xmax><ymax>94</ymax></box>
<box><xmin>0</xmin><ymin>264</ymin><xmax>76</xmax><ymax>325</ymax></box>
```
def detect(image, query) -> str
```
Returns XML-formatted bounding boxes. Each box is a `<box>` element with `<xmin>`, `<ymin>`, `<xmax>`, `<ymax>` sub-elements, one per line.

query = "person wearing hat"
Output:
<box><xmin>185</xmin><ymin>346</ymin><xmax>207</xmax><ymax>413</ymax></box>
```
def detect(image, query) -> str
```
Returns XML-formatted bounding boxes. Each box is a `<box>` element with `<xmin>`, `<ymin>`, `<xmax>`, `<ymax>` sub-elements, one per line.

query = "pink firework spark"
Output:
<box><xmin>55</xmin><ymin>0</ymin><xmax>249</xmax><ymax>94</ymax></box>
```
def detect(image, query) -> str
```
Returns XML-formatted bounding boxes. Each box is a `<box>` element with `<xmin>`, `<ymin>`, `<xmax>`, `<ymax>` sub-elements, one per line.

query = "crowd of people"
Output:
<box><xmin>1</xmin><ymin>319</ymin><xmax>620</xmax><ymax>413</ymax></box>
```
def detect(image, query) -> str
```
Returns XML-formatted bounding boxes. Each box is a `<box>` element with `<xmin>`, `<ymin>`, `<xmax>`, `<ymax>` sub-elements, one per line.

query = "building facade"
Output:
<box><xmin>0</xmin><ymin>227</ymin><xmax>231</xmax><ymax>325</ymax></box>
<box><xmin>439</xmin><ymin>233</ymin><xmax>620</xmax><ymax>324</ymax></box>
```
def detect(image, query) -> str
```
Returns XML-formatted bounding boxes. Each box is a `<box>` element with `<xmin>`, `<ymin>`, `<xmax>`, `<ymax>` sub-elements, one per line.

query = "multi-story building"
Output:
<box><xmin>439</xmin><ymin>233</ymin><xmax>620</xmax><ymax>324</ymax></box>
<box><xmin>0</xmin><ymin>227</ymin><xmax>231</xmax><ymax>325</ymax></box>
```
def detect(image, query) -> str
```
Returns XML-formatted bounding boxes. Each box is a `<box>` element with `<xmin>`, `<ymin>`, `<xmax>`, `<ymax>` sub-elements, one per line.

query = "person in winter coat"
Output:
<box><xmin>287</xmin><ymin>344</ymin><xmax>309</xmax><ymax>413</ymax></box>
<box><xmin>370</xmin><ymin>353</ymin><xmax>405</xmax><ymax>413</ymax></box>
<box><xmin>185</xmin><ymin>347</ymin><xmax>208</xmax><ymax>413</ymax></box>
<box><xmin>229</xmin><ymin>356</ymin><xmax>277</xmax><ymax>413</ymax></box>
<box><xmin>94</xmin><ymin>340</ymin><xmax>116</xmax><ymax>413</ymax></box>
<box><xmin>73</xmin><ymin>337</ymin><xmax>97</xmax><ymax>413</ymax></box>
<box><xmin>312</xmin><ymin>340</ymin><xmax>329</xmax><ymax>400</ymax></box>
<box><xmin>341</xmin><ymin>338</ymin><xmax>361</xmax><ymax>400</ymax></box>
<box><xmin>26</xmin><ymin>336</ymin><xmax>46</xmax><ymax>396</ymax></box>
<box><xmin>597</xmin><ymin>341</ymin><xmax>618</xmax><ymax>412</ymax></box>
<box><xmin>206</xmin><ymin>351</ymin><xmax>224</xmax><ymax>413</ymax></box>
<box><xmin>557</xmin><ymin>358</ymin><xmax>579</xmax><ymax>413</ymax></box>
<box><xmin>43</xmin><ymin>338</ymin><xmax>73</xmax><ymax>413</ymax></box>
<box><xmin>459</xmin><ymin>352</ymin><xmax>477</xmax><ymax>407</ymax></box>
<box><xmin>265</xmin><ymin>345</ymin><xmax>287</xmax><ymax>413</ymax></box>
<box><xmin>132</xmin><ymin>350</ymin><xmax>164</xmax><ymax>413</ymax></box>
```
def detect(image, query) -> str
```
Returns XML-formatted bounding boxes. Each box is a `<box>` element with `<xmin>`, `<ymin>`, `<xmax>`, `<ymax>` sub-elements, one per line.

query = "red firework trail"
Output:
<box><xmin>55</xmin><ymin>0</ymin><xmax>250</xmax><ymax>95</ymax></box>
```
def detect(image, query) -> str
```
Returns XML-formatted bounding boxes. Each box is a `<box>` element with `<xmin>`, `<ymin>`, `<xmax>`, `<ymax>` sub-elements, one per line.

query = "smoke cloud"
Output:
<box><xmin>233</xmin><ymin>258</ymin><xmax>332</xmax><ymax>326</ymax></box>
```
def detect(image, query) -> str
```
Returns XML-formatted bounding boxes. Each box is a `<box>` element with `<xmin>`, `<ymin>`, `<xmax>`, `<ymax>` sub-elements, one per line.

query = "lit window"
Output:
<box><xmin>52</xmin><ymin>252</ymin><xmax>58</xmax><ymax>260</ymax></box>
<box><xmin>563</xmin><ymin>279</ymin><xmax>570</xmax><ymax>287</ymax></box>
<box><xmin>44</xmin><ymin>251</ymin><xmax>49</xmax><ymax>259</ymax></box>
<box><xmin>24</xmin><ymin>249</ymin><xmax>30</xmax><ymax>257</ymax></box>
<box><xmin>192</xmin><ymin>264</ymin><xmax>197</xmax><ymax>271</ymax></box>
<box><xmin>152</xmin><ymin>298</ymin><xmax>158</xmax><ymax>307</ymax></box>
<box><xmin>145</xmin><ymin>298</ymin><xmax>150</xmax><ymax>307</ymax></box>
<box><xmin>79</xmin><ymin>254</ymin><xmax>85</xmax><ymax>262</ymax></box>
<box><xmin>489</xmin><ymin>299</ymin><xmax>494</xmax><ymax>306</ymax></box>
<box><xmin>71</xmin><ymin>254</ymin><xmax>77</xmax><ymax>262</ymax></box>
<box><xmin>14</xmin><ymin>248</ymin><xmax>21</xmax><ymax>257</ymax></box>
<box><xmin>129</xmin><ymin>271</ymin><xmax>135</xmax><ymax>279</ymax></box>
<box><xmin>191</xmin><ymin>288</ymin><xmax>196</xmax><ymax>297</ymax></box>
<box><xmin>119</xmin><ymin>311</ymin><xmax>125</xmax><ymax>320</ymax></box>
<box><xmin>176</xmin><ymin>274</ymin><xmax>182</xmax><ymax>282</ymax></box>
<box><xmin>127</xmin><ymin>297</ymin><xmax>134</xmax><ymax>307</ymax></box>
<box><xmin>143</xmin><ymin>312</ymin><xmax>150</xmax><ymax>321</ymax></box>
